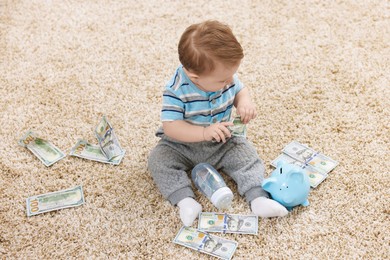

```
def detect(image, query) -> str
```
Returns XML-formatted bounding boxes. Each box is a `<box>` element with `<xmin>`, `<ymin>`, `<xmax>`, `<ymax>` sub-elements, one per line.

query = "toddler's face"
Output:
<box><xmin>192</xmin><ymin>61</ymin><xmax>240</xmax><ymax>92</ymax></box>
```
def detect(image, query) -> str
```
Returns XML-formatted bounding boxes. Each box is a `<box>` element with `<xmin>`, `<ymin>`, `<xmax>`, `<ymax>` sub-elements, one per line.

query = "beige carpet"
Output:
<box><xmin>1</xmin><ymin>0</ymin><xmax>389</xmax><ymax>259</ymax></box>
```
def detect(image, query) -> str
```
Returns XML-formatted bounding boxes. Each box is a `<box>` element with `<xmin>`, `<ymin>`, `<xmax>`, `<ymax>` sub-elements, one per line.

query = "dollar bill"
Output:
<box><xmin>26</xmin><ymin>185</ymin><xmax>85</xmax><ymax>216</ymax></box>
<box><xmin>303</xmin><ymin>165</ymin><xmax>328</xmax><ymax>188</ymax></box>
<box><xmin>272</xmin><ymin>141</ymin><xmax>338</xmax><ymax>187</ymax></box>
<box><xmin>282</xmin><ymin>140</ymin><xmax>317</xmax><ymax>163</ymax></box>
<box><xmin>95</xmin><ymin>116</ymin><xmax>124</xmax><ymax>160</ymax></box>
<box><xmin>69</xmin><ymin>140</ymin><xmax>125</xmax><ymax>165</ymax></box>
<box><xmin>271</xmin><ymin>153</ymin><xmax>327</xmax><ymax>188</ymax></box>
<box><xmin>173</xmin><ymin>227</ymin><xmax>238</xmax><ymax>260</ymax></box>
<box><xmin>228</xmin><ymin>116</ymin><xmax>246</xmax><ymax>137</ymax></box>
<box><xmin>198</xmin><ymin>212</ymin><xmax>258</xmax><ymax>235</ymax></box>
<box><xmin>18</xmin><ymin>130</ymin><xmax>66</xmax><ymax>167</ymax></box>
<box><xmin>282</xmin><ymin>141</ymin><xmax>339</xmax><ymax>175</ymax></box>
<box><xmin>271</xmin><ymin>153</ymin><xmax>306</xmax><ymax>168</ymax></box>
<box><xmin>306</xmin><ymin>153</ymin><xmax>338</xmax><ymax>175</ymax></box>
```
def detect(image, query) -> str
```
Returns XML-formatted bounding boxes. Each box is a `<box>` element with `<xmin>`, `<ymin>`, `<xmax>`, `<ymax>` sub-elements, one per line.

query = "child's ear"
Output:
<box><xmin>184</xmin><ymin>68</ymin><xmax>199</xmax><ymax>80</ymax></box>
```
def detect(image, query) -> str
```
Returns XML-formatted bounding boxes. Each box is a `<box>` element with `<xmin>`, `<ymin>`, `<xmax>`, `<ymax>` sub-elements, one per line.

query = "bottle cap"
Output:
<box><xmin>211</xmin><ymin>187</ymin><xmax>233</xmax><ymax>209</ymax></box>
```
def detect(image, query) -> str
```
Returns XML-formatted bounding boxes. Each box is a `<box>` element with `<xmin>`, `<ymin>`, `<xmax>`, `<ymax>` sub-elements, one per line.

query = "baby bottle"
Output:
<box><xmin>191</xmin><ymin>163</ymin><xmax>233</xmax><ymax>210</ymax></box>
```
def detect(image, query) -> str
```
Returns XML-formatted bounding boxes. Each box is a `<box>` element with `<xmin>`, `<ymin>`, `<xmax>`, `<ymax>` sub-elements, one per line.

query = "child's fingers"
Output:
<box><xmin>220</xmin><ymin>125</ymin><xmax>232</xmax><ymax>139</ymax></box>
<box><xmin>240</xmin><ymin>109</ymin><xmax>249</xmax><ymax>124</ymax></box>
<box><xmin>220</xmin><ymin>122</ymin><xmax>234</xmax><ymax>127</ymax></box>
<box><xmin>214</xmin><ymin>128</ymin><xmax>225</xmax><ymax>143</ymax></box>
<box><xmin>240</xmin><ymin>109</ymin><xmax>256</xmax><ymax>124</ymax></box>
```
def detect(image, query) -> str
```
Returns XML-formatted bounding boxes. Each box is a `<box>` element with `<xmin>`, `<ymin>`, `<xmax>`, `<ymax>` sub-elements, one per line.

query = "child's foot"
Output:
<box><xmin>251</xmin><ymin>197</ymin><xmax>288</xmax><ymax>218</ymax></box>
<box><xmin>177</xmin><ymin>197</ymin><xmax>202</xmax><ymax>226</ymax></box>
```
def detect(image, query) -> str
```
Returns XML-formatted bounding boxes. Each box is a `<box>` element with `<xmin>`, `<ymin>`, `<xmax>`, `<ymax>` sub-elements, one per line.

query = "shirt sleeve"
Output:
<box><xmin>161</xmin><ymin>89</ymin><xmax>185</xmax><ymax>122</ymax></box>
<box><xmin>233</xmin><ymin>74</ymin><xmax>244</xmax><ymax>94</ymax></box>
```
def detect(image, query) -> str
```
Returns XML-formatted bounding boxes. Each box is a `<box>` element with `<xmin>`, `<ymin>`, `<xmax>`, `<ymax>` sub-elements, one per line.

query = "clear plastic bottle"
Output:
<box><xmin>191</xmin><ymin>163</ymin><xmax>233</xmax><ymax>210</ymax></box>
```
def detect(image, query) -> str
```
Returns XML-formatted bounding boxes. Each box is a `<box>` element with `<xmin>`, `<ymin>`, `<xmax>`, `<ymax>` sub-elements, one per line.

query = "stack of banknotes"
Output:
<box><xmin>18</xmin><ymin>116</ymin><xmax>125</xmax><ymax>166</ymax></box>
<box><xmin>26</xmin><ymin>185</ymin><xmax>85</xmax><ymax>217</ymax></box>
<box><xmin>173</xmin><ymin>213</ymin><xmax>258</xmax><ymax>259</ymax></box>
<box><xmin>271</xmin><ymin>141</ymin><xmax>339</xmax><ymax>188</ymax></box>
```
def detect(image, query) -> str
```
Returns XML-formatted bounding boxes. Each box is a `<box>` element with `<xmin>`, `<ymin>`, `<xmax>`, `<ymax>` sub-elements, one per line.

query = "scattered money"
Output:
<box><xmin>173</xmin><ymin>226</ymin><xmax>238</xmax><ymax>260</ymax></box>
<box><xmin>271</xmin><ymin>141</ymin><xmax>339</xmax><ymax>188</ymax></box>
<box><xmin>282</xmin><ymin>141</ymin><xmax>338</xmax><ymax>174</ymax></box>
<box><xmin>282</xmin><ymin>140</ymin><xmax>317</xmax><ymax>163</ymax></box>
<box><xmin>271</xmin><ymin>153</ymin><xmax>326</xmax><ymax>188</ymax></box>
<box><xmin>303</xmin><ymin>165</ymin><xmax>327</xmax><ymax>188</ymax></box>
<box><xmin>306</xmin><ymin>153</ymin><xmax>339</xmax><ymax>175</ymax></box>
<box><xmin>69</xmin><ymin>139</ymin><xmax>125</xmax><ymax>165</ymax></box>
<box><xmin>26</xmin><ymin>185</ymin><xmax>85</xmax><ymax>216</ymax></box>
<box><xmin>18</xmin><ymin>130</ymin><xmax>66</xmax><ymax>167</ymax></box>
<box><xmin>69</xmin><ymin>116</ymin><xmax>125</xmax><ymax>165</ymax></box>
<box><xmin>95</xmin><ymin>116</ymin><xmax>124</xmax><ymax>160</ymax></box>
<box><xmin>228</xmin><ymin>116</ymin><xmax>246</xmax><ymax>137</ymax></box>
<box><xmin>271</xmin><ymin>153</ymin><xmax>306</xmax><ymax>168</ymax></box>
<box><xmin>198</xmin><ymin>212</ymin><xmax>258</xmax><ymax>235</ymax></box>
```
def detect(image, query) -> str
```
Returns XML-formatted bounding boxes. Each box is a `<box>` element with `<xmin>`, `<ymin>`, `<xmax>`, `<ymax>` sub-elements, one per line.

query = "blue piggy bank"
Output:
<box><xmin>262</xmin><ymin>161</ymin><xmax>310</xmax><ymax>210</ymax></box>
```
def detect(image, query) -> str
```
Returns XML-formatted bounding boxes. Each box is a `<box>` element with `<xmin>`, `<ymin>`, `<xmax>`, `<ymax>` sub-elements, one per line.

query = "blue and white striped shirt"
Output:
<box><xmin>160</xmin><ymin>65</ymin><xmax>244</xmax><ymax>127</ymax></box>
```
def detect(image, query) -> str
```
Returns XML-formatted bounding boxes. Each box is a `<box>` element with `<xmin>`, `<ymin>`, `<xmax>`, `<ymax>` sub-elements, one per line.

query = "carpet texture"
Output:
<box><xmin>1</xmin><ymin>0</ymin><xmax>389</xmax><ymax>259</ymax></box>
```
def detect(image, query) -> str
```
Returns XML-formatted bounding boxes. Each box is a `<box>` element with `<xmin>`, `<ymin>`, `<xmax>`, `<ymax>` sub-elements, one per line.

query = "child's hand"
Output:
<box><xmin>236</xmin><ymin>103</ymin><xmax>257</xmax><ymax>124</ymax></box>
<box><xmin>204</xmin><ymin>122</ymin><xmax>234</xmax><ymax>143</ymax></box>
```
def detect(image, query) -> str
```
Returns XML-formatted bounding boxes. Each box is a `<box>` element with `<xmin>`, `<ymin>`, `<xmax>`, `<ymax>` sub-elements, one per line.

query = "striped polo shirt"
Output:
<box><xmin>160</xmin><ymin>65</ymin><xmax>244</xmax><ymax>127</ymax></box>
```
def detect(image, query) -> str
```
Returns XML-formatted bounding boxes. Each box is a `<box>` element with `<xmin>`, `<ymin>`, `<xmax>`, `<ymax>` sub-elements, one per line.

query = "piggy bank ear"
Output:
<box><xmin>289</xmin><ymin>171</ymin><xmax>305</xmax><ymax>183</ymax></box>
<box><xmin>262</xmin><ymin>178</ymin><xmax>277</xmax><ymax>192</ymax></box>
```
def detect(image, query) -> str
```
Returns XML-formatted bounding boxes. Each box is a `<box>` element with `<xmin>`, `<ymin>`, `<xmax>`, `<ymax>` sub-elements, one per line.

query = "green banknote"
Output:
<box><xmin>228</xmin><ymin>116</ymin><xmax>246</xmax><ymax>137</ymax></box>
<box><xmin>18</xmin><ymin>130</ymin><xmax>66</xmax><ymax>167</ymax></box>
<box><xmin>69</xmin><ymin>139</ymin><xmax>125</xmax><ymax>165</ymax></box>
<box><xmin>271</xmin><ymin>153</ymin><xmax>328</xmax><ymax>188</ymax></box>
<box><xmin>95</xmin><ymin>116</ymin><xmax>124</xmax><ymax>160</ymax></box>
<box><xmin>271</xmin><ymin>141</ymin><xmax>339</xmax><ymax>188</ymax></box>
<box><xmin>282</xmin><ymin>141</ymin><xmax>339</xmax><ymax>175</ymax></box>
<box><xmin>198</xmin><ymin>213</ymin><xmax>258</xmax><ymax>235</ymax></box>
<box><xmin>173</xmin><ymin>227</ymin><xmax>238</xmax><ymax>260</ymax></box>
<box><xmin>26</xmin><ymin>185</ymin><xmax>85</xmax><ymax>216</ymax></box>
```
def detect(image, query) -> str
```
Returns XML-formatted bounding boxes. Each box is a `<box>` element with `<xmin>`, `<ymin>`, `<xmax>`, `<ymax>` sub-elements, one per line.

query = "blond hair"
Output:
<box><xmin>178</xmin><ymin>20</ymin><xmax>244</xmax><ymax>75</ymax></box>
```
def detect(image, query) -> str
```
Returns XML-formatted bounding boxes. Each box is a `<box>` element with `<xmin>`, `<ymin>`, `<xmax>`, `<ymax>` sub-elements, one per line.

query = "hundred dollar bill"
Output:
<box><xmin>228</xmin><ymin>116</ymin><xmax>246</xmax><ymax>137</ymax></box>
<box><xmin>271</xmin><ymin>152</ymin><xmax>328</xmax><ymax>188</ymax></box>
<box><xmin>271</xmin><ymin>153</ymin><xmax>306</xmax><ymax>168</ymax></box>
<box><xmin>198</xmin><ymin>212</ymin><xmax>258</xmax><ymax>235</ymax></box>
<box><xmin>306</xmin><ymin>153</ymin><xmax>338</xmax><ymax>175</ymax></box>
<box><xmin>282</xmin><ymin>140</ymin><xmax>317</xmax><ymax>163</ymax></box>
<box><xmin>95</xmin><ymin>116</ymin><xmax>124</xmax><ymax>160</ymax></box>
<box><xmin>18</xmin><ymin>130</ymin><xmax>66</xmax><ymax>167</ymax></box>
<box><xmin>282</xmin><ymin>141</ymin><xmax>339</xmax><ymax>175</ymax></box>
<box><xmin>26</xmin><ymin>185</ymin><xmax>84</xmax><ymax>217</ymax></box>
<box><xmin>69</xmin><ymin>139</ymin><xmax>125</xmax><ymax>165</ymax></box>
<box><xmin>173</xmin><ymin>227</ymin><xmax>238</xmax><ymax>260</ymax></box>
<box><xmin>303</xmin><ymin>165</ymin><xmax>328</xmax><ymax>188</ymax></box>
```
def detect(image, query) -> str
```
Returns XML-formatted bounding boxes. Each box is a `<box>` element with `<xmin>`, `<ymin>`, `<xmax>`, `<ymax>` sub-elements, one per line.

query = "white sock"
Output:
<box><xmin>251</xmin><ymin>197</ymin><xmax>288</xmax><ymax>218</ymax></box>
<box><xmin>177</xmin><ymin>197</ymin><xmax>202</xmax><ymax>226</ymax></box>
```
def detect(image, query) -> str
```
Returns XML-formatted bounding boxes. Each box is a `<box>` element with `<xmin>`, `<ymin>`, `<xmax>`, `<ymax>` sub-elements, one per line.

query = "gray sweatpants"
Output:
<box><xmin>147</xmin><ymin>135</ymin><xmax>269</xmax><ymax>206</ymax></box>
